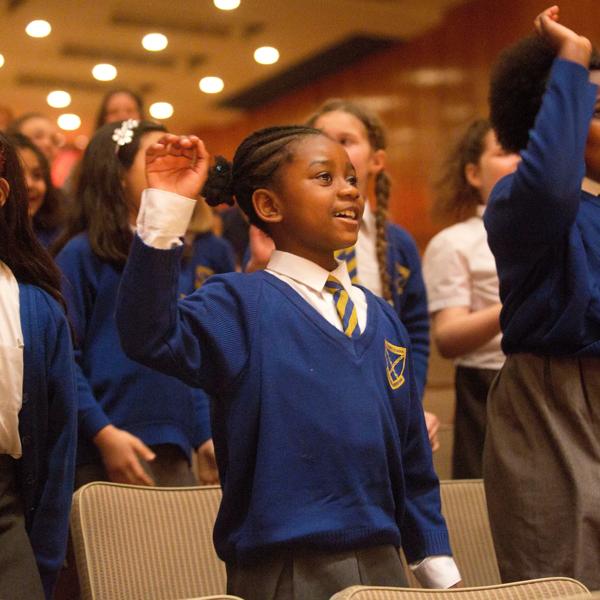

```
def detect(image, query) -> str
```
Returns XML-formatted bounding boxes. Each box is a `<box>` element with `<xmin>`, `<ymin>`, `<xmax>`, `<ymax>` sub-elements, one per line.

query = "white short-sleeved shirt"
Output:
<box><xmin>0</xmin><ymin>260</ymin><xmax>24</xmax><ymax>457</ymax></box>
<box><xmin>422</xmin><ymin>208</ymin><xmax>504</xmax><ymax>370</ymax></box>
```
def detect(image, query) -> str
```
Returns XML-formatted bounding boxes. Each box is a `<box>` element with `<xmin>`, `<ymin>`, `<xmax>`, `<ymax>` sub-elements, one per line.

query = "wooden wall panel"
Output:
<box><xmin>194</xmin><ymin>0</ymin><xmax>600</xmax><ymax>250</ymax></box>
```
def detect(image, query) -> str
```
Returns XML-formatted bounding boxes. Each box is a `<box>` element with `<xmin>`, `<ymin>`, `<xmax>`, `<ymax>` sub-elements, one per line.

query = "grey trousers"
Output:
<box><xmin>227</xmin><ymin>545</ymin><xmax>408</xmax><ymax>600</ymax></box>
<box><xmin>484</xmin><ymin>354</ymin><xmax>600</xmax><ymax>591</ymax></box>
<box><xmin>0</xmin><ymin>455</ymin><xmax>44</xmax><ymax>600</ymax></box>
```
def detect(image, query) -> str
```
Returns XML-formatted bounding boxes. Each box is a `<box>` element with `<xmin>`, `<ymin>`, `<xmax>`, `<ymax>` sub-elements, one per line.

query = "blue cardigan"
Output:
<box><xmin>56</xmin><ymin>233</ymin><xmax>223</xmax><ymax>466</ymax></box>
<box><xmin>116</xmin><ymin>236</ymin><xmax>451</xmax><ymax>566</ymax></box>
<box><xmin>386</xmin><ymin>223</ymin><xmax>429</xmax><ymax>397</ymax></box>
<box><xmin>17</xmin><ymin>283</ymin><xmax>77</xmax><ymax>598</ymax></box>
<box><xmin>485</xmin><ymin>59</ymin><xmax>600</xmax><ymax>355</ymax></box>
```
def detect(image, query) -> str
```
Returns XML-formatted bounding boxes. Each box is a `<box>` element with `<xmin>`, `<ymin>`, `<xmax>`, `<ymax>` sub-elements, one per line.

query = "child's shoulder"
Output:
<box><xmin>57</xmin><ymin>231</ymin><xmax>92</xmax><ymax>258</ymax></box>
<box><xmin>385</xmin><ymin>222</ymin><xmax>419</xmax><ymax>255</ymax></box>
<box><xmin>18</xmin><ymin>282</ymin><xmax>67</xmax><ymax>328</ymax></box>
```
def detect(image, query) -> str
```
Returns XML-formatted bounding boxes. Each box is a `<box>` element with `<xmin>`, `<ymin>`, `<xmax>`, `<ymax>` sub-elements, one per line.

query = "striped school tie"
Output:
<box><xmin>334</xmin><ymin>246</ymin><xmax>359</xmax><ymax>284</ymax></box>
<box><xmin>324</xmin><ymin>275</ymin><xmax>360</xmax><ymax>338</ymax></box>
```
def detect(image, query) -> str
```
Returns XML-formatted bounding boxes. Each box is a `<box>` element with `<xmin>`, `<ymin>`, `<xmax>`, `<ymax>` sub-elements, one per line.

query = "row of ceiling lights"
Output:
<box><xmin>0</xmin><ymin>0</ymin><xmax>280</xmax><ymax>130</ymax></box>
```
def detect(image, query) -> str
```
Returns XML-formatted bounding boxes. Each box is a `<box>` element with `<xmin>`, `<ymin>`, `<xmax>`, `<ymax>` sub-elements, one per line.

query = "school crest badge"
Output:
<box><xmin>384</xmin><ymin>340</ymin><xmax>407</xmax><ymax>390</ymax></box>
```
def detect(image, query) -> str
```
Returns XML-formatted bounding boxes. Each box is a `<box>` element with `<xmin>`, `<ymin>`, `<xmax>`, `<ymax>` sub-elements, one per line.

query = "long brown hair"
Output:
<box><xmin>306</xmin><ymin>99</ymin><xmax>392</xmax><ymax>301</ymax></box>
<box><xmin>432</xmin><ymin>119</ymin><xmax>491</xmax><ymax>224</ymax></box>
<box><xmin>0</xmin><ymin>132</ymin><xmax>64</xmax><ymax>307</ymax></box>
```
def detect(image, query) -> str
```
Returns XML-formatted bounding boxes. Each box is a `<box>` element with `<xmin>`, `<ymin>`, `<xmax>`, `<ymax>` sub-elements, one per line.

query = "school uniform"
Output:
<box><xmin>0</xmin><ymin>261</ymin><xmax>77</xmax><ymax>600</ymax></box>
<box><xmin>33</xmin><ymin>223</ymin><xmax>60</xmax><ymax>250</ymax></box>
<box><xmin>483</xmin><ymin>58</ymin><xmax>600</xmax><ymax>589</ymax></box>
<box><xmin>56</xmin><ymin>233</ymin><xmax>212</xmax><ymax>485</ymax></box>
<box><xmin>423</xmin><ymin>206</ymin><xmax>504</xmax><ymax>478</ymax></box>
<box><xmin>356</xmin><ymin>203</ymin><xmax>430</xmax><ymax>397</ymax></box>
<box><xmin>115</xmin><ymin>189</ymin><xmax>460</xmax><ymax>599</ymax></box>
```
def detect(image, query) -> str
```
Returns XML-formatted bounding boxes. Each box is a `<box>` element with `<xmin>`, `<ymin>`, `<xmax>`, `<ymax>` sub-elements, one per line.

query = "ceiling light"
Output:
<box><xmin>254</xmin><ymin>46</ymin><xmax>279</xmax><ymax>65</ymax></box>
<box><xmin>57</xmin><ymin>113</ymin><xmax>81</xmax><ymax>131</ymax></box>
<box><xmin>149</xmin><ymin>102</ymin><xmax>174</xmax><ymax>120</ymax></box>
<box><xmin>199</xmin><ymin>76</ymin><xmax>224</xmax><ymax>94</ymax></box>
<box><xmin>142</xmin><ymin>33</ymin><xmax>168</xmax><ymax>52</ymax></box>
<box><xmin>0</xmin><ymin>54</ymin><xmax>4</xmax><ymax>68</ymax></box>
<box><xmin>214</xmin><ymin>0</ymin><xmax>241</xmax><ymax>10</ymax></box>
<box><xmin>47</xmin><ymin>90</ymin><xmax>71</xmax><ymax>109</ymax></box>
<box><xmin>26</xmin><ymin>20</ymin><xmax>52</xmax><ymax>38</ymax></box>
<box><xmin>92</xmin><ymin>63</ymin><xmax>117</xmax><ymax>81</ymax></box>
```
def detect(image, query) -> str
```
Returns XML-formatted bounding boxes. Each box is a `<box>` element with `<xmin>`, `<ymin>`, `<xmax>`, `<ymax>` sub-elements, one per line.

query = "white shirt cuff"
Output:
<box><xmin>137</xmin><ymin>188</ymin><xmax>196</xmax><ymax>249</ymax></box>
<box><xmin>409</xmin><ymin>556</ymin><xmax>461</xmax><ymax>588</ymax></box>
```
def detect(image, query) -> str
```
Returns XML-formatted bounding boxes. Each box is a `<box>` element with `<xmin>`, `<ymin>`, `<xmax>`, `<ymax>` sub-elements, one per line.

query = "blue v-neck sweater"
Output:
<box><xmin>116</xmin><ymin>236</ymin><xmax>451</xmax><ymax>565</ymax></box>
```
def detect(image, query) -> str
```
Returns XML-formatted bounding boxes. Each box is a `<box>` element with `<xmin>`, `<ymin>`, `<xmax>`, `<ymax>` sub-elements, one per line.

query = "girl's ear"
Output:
<box><xmin>368</xmin><ymin>148</ymin><xmax>387</xmax><ymax>176</ymax></box>
<box><xmin>0</xmin><ymin>178</ymin><xmax>10</xmax><ymax>208</ymax></box>
<box><xmin>252</xmin><ymin>188</ymin><xmax>283</xmax><ymax>225</ymax></box>
<box><xmin>464</xmin><ymin>162</ymin><xmax>482</xmax><ymax>190</ymax></box>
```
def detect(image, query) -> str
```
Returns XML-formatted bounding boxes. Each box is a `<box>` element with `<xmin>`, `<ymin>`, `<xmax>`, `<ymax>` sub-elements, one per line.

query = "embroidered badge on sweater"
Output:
<box><xmin>384</xmin><ymin>340</ymin><xmax>406</xmax><ymax>390</ymax></box>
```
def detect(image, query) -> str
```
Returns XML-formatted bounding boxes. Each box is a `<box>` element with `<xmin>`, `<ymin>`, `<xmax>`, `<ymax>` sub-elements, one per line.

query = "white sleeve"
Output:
<box><xmin>409</xmin><ymin>555</ymin><xmax>462</xmax><ymax>588</ymax></box>
<box><xmin>136</xmin><ymin>188</ymin><xmax>197</xmax><ymax>249</ymax></box>
<box><xmin>422</xmin><ymin>232</ymin><xmax>471</xmax><ymax>314</ymax></box>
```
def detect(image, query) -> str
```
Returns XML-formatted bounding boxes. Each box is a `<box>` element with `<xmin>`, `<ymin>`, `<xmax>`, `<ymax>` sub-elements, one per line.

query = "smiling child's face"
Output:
<box><xmin>266</xmin><ymin>134</ymin><xmax>364</xmax><ymax>270</ymax></box>
<box><xmin>585</xmin><ymin>70</ymin><xmax>600</xmax><ymax>182</ymax></box>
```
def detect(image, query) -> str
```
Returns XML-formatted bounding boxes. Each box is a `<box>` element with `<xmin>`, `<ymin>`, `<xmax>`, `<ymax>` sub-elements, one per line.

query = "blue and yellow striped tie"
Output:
<box><xmin>334</xmin><ymin>246</ymin><xmax>359</xmax><ymax>284</ymax></box>
<box><xmin>324</xmin><ymin>275</ymin><xmax>360</xmax><ymax>338</ymax></box>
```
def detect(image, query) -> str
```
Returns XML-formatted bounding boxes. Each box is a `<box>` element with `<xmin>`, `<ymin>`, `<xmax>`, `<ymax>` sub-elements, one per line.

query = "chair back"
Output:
<box><xmin>330</xmin><ymin>577</ymin><xmax>590</xmax><ymax>600</ymax></box>
<box><xmin>404</xmin><ymin>480</ymin><xmax>500</xmax><ymax>587</ymax></box>
<box><xmin>70</xmin><ymin>482</ymin><xmax>226</xmax><ymax>600</ymax></box>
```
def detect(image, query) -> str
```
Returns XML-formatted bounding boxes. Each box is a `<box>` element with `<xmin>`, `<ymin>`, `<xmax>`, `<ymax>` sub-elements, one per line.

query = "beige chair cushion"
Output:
<box><xmin>71</xmin><ymin>482</ymin><xmax>226</xmax><ymax>600</ymax></box>
<box><xmin>330</xmin><ymin>577</ymin><xmax>590</xmax><ymax>600</ymax></box>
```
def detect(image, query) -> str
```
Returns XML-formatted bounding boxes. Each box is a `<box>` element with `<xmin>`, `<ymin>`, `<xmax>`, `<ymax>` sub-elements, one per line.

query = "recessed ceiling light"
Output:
<box><xmin>25</xmin><ymin>20</ymin><xmax>51</xmax><ymax>38</ymax></box>
<box><xmin>142</xmin><ymin>33</ymin><xmax>168</xmax><ymax>52</ymax></box>
<box><xmin>149</xmin><ymin>102</ymin><xmax>174</xmax><ymax>120</ymax></box>
<box><xmin>47</xmin><ymin>90</ymin><xmax>71</xmax><ymax>108</ymax></box>
<box><xmin>214</xmin><ymin>0</ymin><xmax>241</xmax><ymax>10</ymax></box>
<box><xmin>0</xmin><ymin>54</ymin><xmax>4</xmax><ymax>68</ymax></box>
<box><xmin>199</xmin><ymin>76</ymin><xmax>224</xmax><ymax>94</ymax></box>
<box><xmin>254</xmin><ymin>46</ymin><xmax>279</xmax><ymax>65</ymax></box>
<box><xmin>57</xmin><ymin>113</ymin><xmax>81</xmax><ymax>131</ymax></box>
<box><xmin>92</xmin><ymin>63</ymin><xmax>117</xmax><ymax>82</ymax></box>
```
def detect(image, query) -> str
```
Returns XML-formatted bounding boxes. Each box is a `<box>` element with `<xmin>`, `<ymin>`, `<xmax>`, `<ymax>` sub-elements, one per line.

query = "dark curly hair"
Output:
<box><xmin>202</xmin><ymin>125</ymin><xmax>322</xmax><ymax>233</ymax></box>
<box><xmin>490</xmin><ymin>35</ymin><xmax>600</xmax><ymax>153</ymax></box>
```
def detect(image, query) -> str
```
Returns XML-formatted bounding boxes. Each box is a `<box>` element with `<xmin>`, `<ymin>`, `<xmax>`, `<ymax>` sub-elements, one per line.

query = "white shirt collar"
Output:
<box><xmin>582</xmin><ymin>177</ymin><xmax>600</xmax><ymax>196</ymax></box>
<box><xmin>361</xmin><ymin>200</ymin><xmax>375</xmax><ymax>235</ymax></box>
<box><xmin>266</xmin><ymin>250</ymin><xmax>354</xmax><ymax>294</ymax></box>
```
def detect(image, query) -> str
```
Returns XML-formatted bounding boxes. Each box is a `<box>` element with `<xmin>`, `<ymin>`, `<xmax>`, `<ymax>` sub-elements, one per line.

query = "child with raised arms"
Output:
<box><xmin>0</xmin><ymin>132</ymin><xmax>77</xmax><ymax>599</ymax></box>
<box><xmin>53</xmin><ymin>119</ymin><xmax>225</xmax><ymax>489</ymax></box>
<box><xmin>116</xmin><ymin>126</ymin><xmax>461</xmax><ymax>599</ymax></box>
<box><xmin>483</xmin><ymin>5</ymin><xmax>600</xmax><ymax>588</ymax></box>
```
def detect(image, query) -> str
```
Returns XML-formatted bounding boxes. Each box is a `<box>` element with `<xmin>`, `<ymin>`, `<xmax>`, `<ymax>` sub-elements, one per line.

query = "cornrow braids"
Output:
<box><xmin>203</xmin><ymin>125</ymin><xmax>322</xmax><ymax>233</ymax></box>
<box><xmin>307</xmin><ymin>99</ymin><xmax>392</xmax><ymax>300</ymax></box>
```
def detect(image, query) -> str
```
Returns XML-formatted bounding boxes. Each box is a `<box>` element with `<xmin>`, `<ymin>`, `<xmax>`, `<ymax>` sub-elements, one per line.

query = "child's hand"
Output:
<box><xmin>424</xmin><ymin>411</ymin><xmax>441</xmax><ymax>453</ymax></box>
<box><xmin>534</xmin><ymin>6</ymin><xmax>591</xmax><ymax>66</ymax></box>
<box><xmin>196</xmin><ymin>438</ymin><xmax>220</xmax><ymax>484</ymax></box>
<box><xmin>146</xmin><ymin>134</ymin><xmax>210</xmax><ymax>199</ymax></box>
<box><xmin>93</xmin><ymin>424</ymin><xmax>156</xmax><ymax>486</ymax></box>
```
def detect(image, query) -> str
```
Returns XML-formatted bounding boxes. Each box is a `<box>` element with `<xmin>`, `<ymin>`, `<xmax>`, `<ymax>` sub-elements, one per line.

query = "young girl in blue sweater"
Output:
<box><xmin>483</xmin><ymin>6</ymin><xmax>600</xmax><ymax>589</ymax></box>
<box><xmin>53</xmin><ymin>119</ymin><xmax>231</xmax><ymax>488</ymax></box>
<box><xmin>116</xmin><ymin>126</ymin><xmax>461</xmax><ymax>599</ymax></box>
<box><xmin>0</xmin><ymin>133</ymin><xmax>77</xmax><ymax>599</ymax></box>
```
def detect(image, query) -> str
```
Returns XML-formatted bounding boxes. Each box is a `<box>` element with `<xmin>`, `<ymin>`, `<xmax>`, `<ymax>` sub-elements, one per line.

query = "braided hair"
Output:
<box><xmin>202</xmin><ymin>125</ymin><xmax>322</xmax><ymax>232</ymax></box>
<box><xmin>306</xmin><ymin>99</ymin><xmax>392</xmax><ymax>301</ymax></box>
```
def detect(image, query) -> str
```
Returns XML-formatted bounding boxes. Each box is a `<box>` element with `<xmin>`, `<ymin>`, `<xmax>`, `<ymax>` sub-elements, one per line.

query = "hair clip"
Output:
<box><xmin>112</xmin><ymin>119</ymin><xmax>139</xmax><ymax>151</ymax></box>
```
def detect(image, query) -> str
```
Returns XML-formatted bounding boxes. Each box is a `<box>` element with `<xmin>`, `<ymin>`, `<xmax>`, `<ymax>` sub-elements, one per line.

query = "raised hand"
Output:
<box><xmin>146</xmin><ymin>134</ymin><xmax>210</xmax><ymax>199</ymax></box>
<box><xmin>534</xmin><ymin>5</ymin><xmax>591</xmax><ymax>66</ymax></box>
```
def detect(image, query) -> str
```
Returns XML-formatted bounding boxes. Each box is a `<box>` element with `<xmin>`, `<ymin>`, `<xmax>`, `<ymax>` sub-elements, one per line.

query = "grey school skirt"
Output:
<box><xmin>483</xmin><ymin>354</ymin><xmax>600</xmax><ymax>590</ymax></box>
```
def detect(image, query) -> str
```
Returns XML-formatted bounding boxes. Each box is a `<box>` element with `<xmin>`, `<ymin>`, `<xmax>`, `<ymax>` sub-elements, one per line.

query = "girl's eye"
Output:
<box><xmin>347</xmin><ymin>175</ymin><xmax>358</xmax><ymax>187</ymax></box>
<box><xmin>317</xmin><ymin>172</ymin><xmax>332</xmax><ymax>183</ymax></box>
